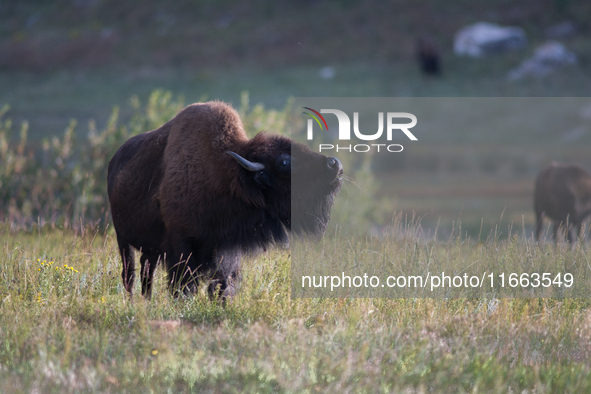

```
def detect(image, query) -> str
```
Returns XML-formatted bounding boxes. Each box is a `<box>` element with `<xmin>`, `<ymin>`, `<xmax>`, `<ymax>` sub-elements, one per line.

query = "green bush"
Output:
<box><xmin>0</xmin><ymin>90</ymin><xmax>186</xmax><ymax>229</ymax></box>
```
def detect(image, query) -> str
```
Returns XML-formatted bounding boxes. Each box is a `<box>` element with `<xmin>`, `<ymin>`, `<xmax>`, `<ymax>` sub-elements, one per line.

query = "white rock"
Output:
<box><xmin>319</xmin><ymin>66</ymin><xmax>336</xmax><ymax>80</ymax></box>
<box><xmin>454</xmin><ymin>22</ymin><xmax>527</xmax><ymax>57</ymax></box>
<box><xmin>534</xmin><ymin>41</ymin><xmax>576</xmax><ymax>65</ymax></box>
<box><xmin>508</xmin><ymin>41</ymin><xmax>577</xmax><ymax>80</ymax></box>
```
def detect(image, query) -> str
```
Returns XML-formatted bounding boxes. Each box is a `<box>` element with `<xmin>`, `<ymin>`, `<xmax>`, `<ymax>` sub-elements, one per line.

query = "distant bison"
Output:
<box><xmin>534</xmin><ymin>162</ymin><xmax>591</xmax><ymax>243</ymax></box>
<box><xmin>416</xmin><ymin>36</ymin><xmax>441</xmax><ymax>76</ymax></box>
<box><xmin>107</xmin><ymin>101</ymin><xmax>343</xmax><ymax>298</ymax></box>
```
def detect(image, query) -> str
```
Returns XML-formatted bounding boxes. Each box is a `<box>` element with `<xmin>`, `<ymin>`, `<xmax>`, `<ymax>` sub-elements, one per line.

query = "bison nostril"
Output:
<box><xmin>327</xmin><ymin>157</ymin><xmax>342</xmax><ymax>171</ymax></box>
<box><xmin>327</xmin><ymin>157</ymin><xmax>336</xmax><ymax>167</ymax></box>
<box><xmin>326</xmin><ymin>157</ymin><xmax>343</xmax><ymax>179</ymax></box>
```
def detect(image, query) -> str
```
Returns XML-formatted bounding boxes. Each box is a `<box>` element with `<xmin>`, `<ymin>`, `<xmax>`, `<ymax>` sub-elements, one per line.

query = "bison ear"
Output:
<box><xmin>254</xmin><ymin>171</ymin><xmax>272</xmax><ymax>188</ymax></box>
<box><xmin>227</xmin><ymin>151</ymin><xmax>267</xmax><ymax>208</ymax></box>
<box><xmin>227</xmin><ymin>151</ymin><xmax>271</xmax><ymax>189</ymax></box>
<box><xmin>227</xmin><ymin>151</ymin><xmax>265</xmax><ymax>172</ymax></box>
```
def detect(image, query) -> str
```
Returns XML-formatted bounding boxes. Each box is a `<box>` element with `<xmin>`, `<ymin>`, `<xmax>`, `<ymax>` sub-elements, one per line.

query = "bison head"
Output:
<box><xmin>227</xmin><ymin>132</ymin><xmax>343</xmax><ymax>241</ymax></box>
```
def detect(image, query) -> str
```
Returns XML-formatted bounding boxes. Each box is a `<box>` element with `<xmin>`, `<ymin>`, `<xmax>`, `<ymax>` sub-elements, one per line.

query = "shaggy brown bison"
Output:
<box><xmin>108</xmin><ymin>101</ymin><xmax>343</xmax><ymax>298</ymax></box>
<box><xmin>534</xmin><ymin>162</ymin><xmax>591</xmax><ymax>243</ymax></box>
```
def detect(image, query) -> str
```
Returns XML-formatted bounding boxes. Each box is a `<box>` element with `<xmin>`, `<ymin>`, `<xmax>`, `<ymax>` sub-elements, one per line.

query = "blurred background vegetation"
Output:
<box><xmin>1</xmin><ymin>0</ymin><xmax>591</xmax><ymax>236</ymax></box>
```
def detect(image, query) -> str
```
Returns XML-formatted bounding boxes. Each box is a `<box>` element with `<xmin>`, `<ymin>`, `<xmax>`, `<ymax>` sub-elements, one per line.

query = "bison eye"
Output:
<box><xmin>275</xmin><ymin>154</ymin><xmax>291</xmax><ymax>172</ymax></box>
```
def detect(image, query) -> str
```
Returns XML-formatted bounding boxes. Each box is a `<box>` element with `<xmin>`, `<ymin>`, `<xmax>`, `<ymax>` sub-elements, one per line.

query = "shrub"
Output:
<box><xmin>0</xmin><ymin>90</ymin><xmax>185</xmax><ymax>229</ymax></box>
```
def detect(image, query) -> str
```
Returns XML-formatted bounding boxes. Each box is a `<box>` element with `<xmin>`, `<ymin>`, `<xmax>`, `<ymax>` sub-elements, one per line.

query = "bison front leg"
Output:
<box><xmin>207</xmin><ymin>271</ymin><xmax>240</xmax><ymax>301</ymax></box>
<box><xmin>140</xmin><ymin>253</ymin><xmax>160</xmax><ymax>299</ymax></box>
<box><xmin>207</xmin><ymin>249</ymin><xmax>242</xmax><ymax>301</ymax></box>
<box><xmin>165</xmin><ymin>239</ymin><xmax>199</xmax><ymax>297</ymax></box>
<box><xmin>117</xmin><ymin>240</ymin><xmax>135</xmax><ymax>295</ymax></box>
<box><xmin>167</xmin><ymin>258</ymin><xmax>196</xmax><ymax>297</ymax></box>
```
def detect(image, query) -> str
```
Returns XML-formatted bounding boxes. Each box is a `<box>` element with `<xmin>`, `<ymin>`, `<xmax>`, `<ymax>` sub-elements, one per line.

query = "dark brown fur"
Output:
<box><xmin>108</xmin><ymin>101</ymin><xmax>343</xmax><ymax>298</ymax></box>
<box><xmin>534</xmin><ymin>162</ymin><xmax>591</xmax><ymax>243</ymax></box>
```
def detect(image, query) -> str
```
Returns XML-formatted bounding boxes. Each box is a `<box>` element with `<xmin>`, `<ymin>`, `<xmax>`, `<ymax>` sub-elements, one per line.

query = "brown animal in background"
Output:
<box><xmin>416</xmin><ymin>36</ymin><xmax>441</xmax><ymax>76</ymax></box>
<box><xmin>108</xmin><ymin>101</ymin><xmax>343</xmax><ymax>298</ymax></box>
<box><xmin>534</xmin><ymin>162</ymin><xmax>591</xmax><ymax>243</ymax></box>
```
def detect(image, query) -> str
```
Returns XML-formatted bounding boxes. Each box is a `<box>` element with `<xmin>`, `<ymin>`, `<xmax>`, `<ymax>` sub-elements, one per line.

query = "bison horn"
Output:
<box><xmin>227</xmin><ymin>151</ymin><xmax>265</xmax><ymax>172</ymax></box>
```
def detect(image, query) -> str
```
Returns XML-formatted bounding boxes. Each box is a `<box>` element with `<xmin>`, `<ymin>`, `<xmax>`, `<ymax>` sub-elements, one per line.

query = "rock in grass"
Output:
<box><xmin>454</xmin><ymin>22</ymin><xmax>527</xmax><ymax>57</ymax></box>
<box><xmin>508</xmin><ymin>41</ymin><xmax>577</xmax><ymax>81</ymax></box>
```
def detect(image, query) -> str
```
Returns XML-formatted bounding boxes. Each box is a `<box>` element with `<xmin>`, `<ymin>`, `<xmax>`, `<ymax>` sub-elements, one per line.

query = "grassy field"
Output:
<box><xmin>2</xmin><ymin>226</ymin><xmax>591</xmax><ymax>392</ymax></box>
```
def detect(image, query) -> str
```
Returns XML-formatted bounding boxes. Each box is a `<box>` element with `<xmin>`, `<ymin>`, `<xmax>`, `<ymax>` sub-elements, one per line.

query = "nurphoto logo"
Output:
<box><xmin>302</xmin><ymin>107</ymin><xmax>418</xmax><ymax>153</ymax></box>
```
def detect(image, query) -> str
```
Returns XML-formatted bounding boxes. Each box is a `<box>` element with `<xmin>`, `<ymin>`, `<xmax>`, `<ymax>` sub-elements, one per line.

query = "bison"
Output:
<box><xmin>416</xmin><ymin>36</ymin><xmax>441</xmax><ymax>76</ymax></box>
<box><xmin>534</xmin><ymin>162</ymin><xmax>591</xmax><ymax>243</ymax></box>
<box><xmin>107</xmin><ymin>101</ymin><xmax>343</xmax><ymax>298</ymax></box>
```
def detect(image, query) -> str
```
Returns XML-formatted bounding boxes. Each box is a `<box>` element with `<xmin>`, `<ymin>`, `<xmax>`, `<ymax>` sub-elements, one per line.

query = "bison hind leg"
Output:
<box><xmin>140</xmin><ymin>252</ymin><xmax>160</xmax><ymax>299</ymax></box>
<box><xmin>118</xmin><ymin>241</ymin><xmax>135</xmax><ymax>295</ymax></box>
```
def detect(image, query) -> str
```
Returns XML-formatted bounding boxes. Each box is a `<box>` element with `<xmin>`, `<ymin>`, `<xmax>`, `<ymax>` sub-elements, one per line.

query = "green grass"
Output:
<box><xmin>2</xmin><ymin>226</ymin><xmax>591</xmax><ymax>392</ymax></box>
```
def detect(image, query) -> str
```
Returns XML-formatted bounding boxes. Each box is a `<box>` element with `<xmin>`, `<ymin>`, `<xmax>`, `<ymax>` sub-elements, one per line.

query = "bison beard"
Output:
<box><xmin>534</xmin><ymin>162</ymin><xmax>591</xmax><ymax>243</ymax></box>
<box><xmin>107</xmin><ymin>101</ymin><xmax>343</xmax><ymax>298</ymax></box>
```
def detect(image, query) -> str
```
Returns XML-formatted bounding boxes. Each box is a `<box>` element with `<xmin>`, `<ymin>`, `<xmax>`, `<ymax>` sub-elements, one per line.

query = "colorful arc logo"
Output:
<box><xmin>302</xmin><ymin>107</ymin><xmax>329</xmax><ymax>133</ymax></box>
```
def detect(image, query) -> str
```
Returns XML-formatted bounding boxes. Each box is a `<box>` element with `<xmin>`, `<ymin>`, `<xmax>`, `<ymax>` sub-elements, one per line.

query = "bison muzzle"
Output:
<box><xmin>107</xmin><ymin>101</ymin><xmax>343</xmax><ymax>298</ymax></box>
<box><xmin>534</xmin><ymin>162</ymin><xmax>591</xmax><ymax>243</ymax></box>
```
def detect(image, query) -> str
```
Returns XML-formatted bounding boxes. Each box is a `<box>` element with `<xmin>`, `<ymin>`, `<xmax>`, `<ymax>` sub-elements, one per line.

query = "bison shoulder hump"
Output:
<box><xmin>169</xmin><ymin>101</ymin><xmax>249</xmax><ymax>153</ymax></box>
